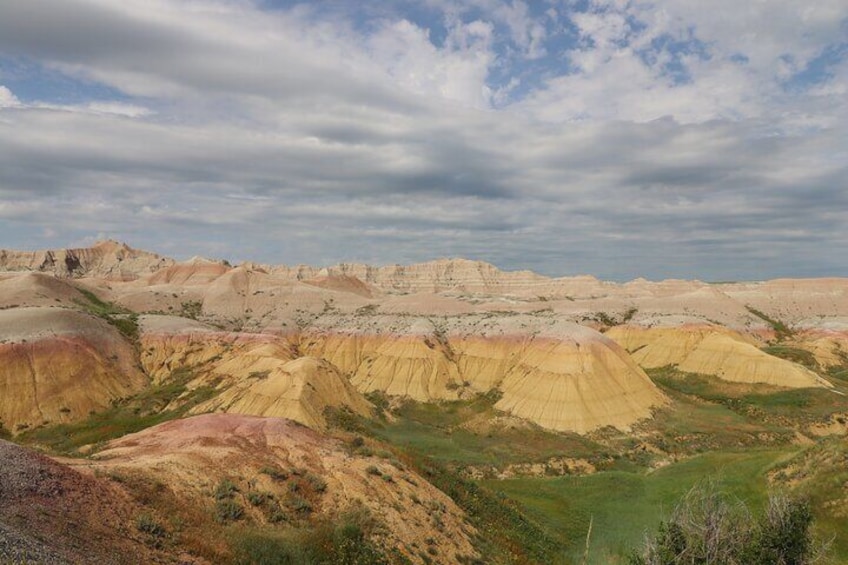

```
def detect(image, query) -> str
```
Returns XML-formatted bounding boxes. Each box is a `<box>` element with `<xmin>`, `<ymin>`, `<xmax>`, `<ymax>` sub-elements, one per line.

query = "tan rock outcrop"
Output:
<box><xmin>0</xmin><ymin>240</ymin><xmax>172</xmax><ymax>280</ymax></box>
<box><xmin>303</xmin><ymin>315</ymin><xmax>667</xmax><ymax>433</ymax></box>
<box><xmin>199</xmin><ymin>357</ymin><xmax>372</xmax><ymax>430</ymax></box>
<box><xmin>607</xmin><ymin>325</ymin><xmax>829</xmax><ymax>388</ymax></box>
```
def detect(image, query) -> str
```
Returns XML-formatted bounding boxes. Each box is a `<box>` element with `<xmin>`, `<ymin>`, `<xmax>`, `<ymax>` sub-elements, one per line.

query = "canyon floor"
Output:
<box><xmin>1</xmin><ymin>241</ymin><xmax>846</xmax><ymax>564</ymax></box>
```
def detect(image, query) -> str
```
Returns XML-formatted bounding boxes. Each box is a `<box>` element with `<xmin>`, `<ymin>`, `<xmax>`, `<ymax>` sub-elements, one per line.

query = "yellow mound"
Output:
<box><xmin>489</xmin><ymin>336</ymin><xmax>667</xmax><ymax>434</ymax></box>
<box><xmin>303</xmin><ymin>316</ymin><xmax>667</xmax><ymax>434</ymax></box>
<box><xmin>303</xmin><ymin>331</ymin><xmax>463</xmax><ymax>402</ymax></box>
<box><xmin>607</xmin><ymin>325</ymin><xmax>828</xmax><ymax>388</ymax></box>
<box><xmin>200</xmin><ymin>357</ymin><xmax>373</xmax><ymax>430</ymax></box>
<box><xmin>0</xmin><ymin>307</ymin><xmax>147</xmax><ymax>432</ymax></box>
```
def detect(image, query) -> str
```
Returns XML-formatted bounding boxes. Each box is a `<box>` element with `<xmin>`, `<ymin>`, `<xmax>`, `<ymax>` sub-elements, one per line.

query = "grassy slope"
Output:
<box><xmin>18</xmin><ymin>368</ymin><xmax>217</xmax><ymax>455</ymax></box>
<box><xmin>368</xmin><ymin>365</ymin><xmax>848</xmax><ymax>564</ymax></box>
<box><xmin>486</xmin><ymin>449</ymin><xmax>797</xmax><ymax>564</ymax></box>
<box><xmin>369</xmin><ymin>395</ymin><xmax>605</xmax><ymax>468</ymax></box>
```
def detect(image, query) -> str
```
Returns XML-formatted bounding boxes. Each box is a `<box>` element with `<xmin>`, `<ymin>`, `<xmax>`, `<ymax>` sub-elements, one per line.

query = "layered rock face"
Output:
<box><xmin>270</xmin><ymin>258</ymin><xmax>552</xmax><ymax>294</ymax></box>
<box><xmin>140</xmin><ymin>316</ymin><xmax>372</xmax><ymax>430</ymax></box>
<box><xmin>606</xmin><ymin>325</ymin><xmax>828</xmax><ymax>388</ymax></box>
<box><xmin>196</xmin><ymin>357</ymin><xmax>373</xmax><ymax>430</ymax></box>
<box><xmin>0</xmin><ymin>240</ymin><xmax>172</xmax><ymax>280</ymax></box>
<box><xmin>1</xmin><ymin>241</ymin><xmax>844</xmax><ymax>437</ymax></box>
<box><xmin>0</xmin><ymin>308</ymin><xmax>147</xmax><ymax>432</ymax></box>
<box><xmin>93</xmin><ymin>413</ymin><xmax>479</xmax><ymax>565</ymax></box>
<box><xmin>303</xmin><ymin>315</ymin><xmax>668</xmax><ymax>434</ymax></box>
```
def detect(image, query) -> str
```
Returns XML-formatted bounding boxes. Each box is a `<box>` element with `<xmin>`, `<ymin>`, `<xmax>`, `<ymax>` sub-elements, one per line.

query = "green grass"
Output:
<box><xmin>485</xmin><ymin>449</ymin><xmax>797</xmax><ymax>565</ymax></box>
<box><xmin>404</xmin><ymin>452</ymin><xmax>563</xmax><ymax>564</ymax></box>
<box><xmin>18</xmin><ymin>368</ymin><xmax>216</xmax><ymax>454</ymax></box>
<box><xmin>769</xmin><ymin>437</ymin><xmax>848</xmax><ymax>562</ymax></box>
<box><xmin>227</xmin><ymin>506</ymin><xmax>393</xmax><ymax>565</ymax></box>
<box><xmin>367</xmin><ymin>395</ymin><xmax>603</xmax><ymax>468</ymax></box>
<box><xmin>72</xmin><ymin>286</ymin><xmax>140</xmax><ymax>342</ymax></box>
<box><xmin>746</xmin><ymin>306</ymin><xmax>794</xmax><ymax>342</ymax></box>
<box><xmin>762</xmin><ymin>345</ymin><xmax>820</xmax><ymax>371</ymax></box>
<box><xmin>649</xmin><ymin>367</ymin><xmax>848</xmax><ymax>428</ymax></box>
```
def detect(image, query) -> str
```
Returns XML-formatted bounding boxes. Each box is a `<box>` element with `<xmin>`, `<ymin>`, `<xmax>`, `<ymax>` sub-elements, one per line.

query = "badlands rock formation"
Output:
<box><xmin>606</xmin><ymin>325</ymin><xmax>828</xmax><ymax>388</ymax></box>
<box><xmin>0</xmin><ymin>307</ymin><xmax>147</xmax><ymax>432</ymax></box>
<box><xmin>1</xmin><ymin>241</ymin><xmax>845</xmax><ymax>436</ymax></box>
<box><xmin>93</xmin><ymin>413</ymin><xmax>479</xmax><ymax>564</ymax></box>
<box><xmin>138</xmin><ymin>316</ymin><xmax>372</xmax><ymax>430</ymax></box>
<box><xmin>303</xmin><ymin>315</ymin><xmax>668</xmax><ymax>433</ymax></box>
<box><xmin>196</xmin><ymin>357</ymin><xmax>373</xmax><ymax>430</ymax></box>
<box><xmin>0</xmin><ymin>240</ymin><xmax>172</xmax><ymax>280</ymax></box>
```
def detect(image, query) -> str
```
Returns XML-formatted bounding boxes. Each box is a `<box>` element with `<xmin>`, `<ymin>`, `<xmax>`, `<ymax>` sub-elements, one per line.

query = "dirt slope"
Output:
<box><xmin>91</xmin><ymin>414</ymin><xmax>478</xmax><ymax>564</ymax></box>
<box><xmin>0</xmin><ymin>440</ymin><xmax>182</xmax><ymax>564</ymax></box>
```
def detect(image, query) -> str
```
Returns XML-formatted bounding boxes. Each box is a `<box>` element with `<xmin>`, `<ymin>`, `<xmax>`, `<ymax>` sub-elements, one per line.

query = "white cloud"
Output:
<box><xmin>0</xmin><ymin>86</ymin><xmax>20</xmax><ymax>108</ymax></box>
<box><xmin>0</xmin><ymin>0</ymin><xmax>845</xmax><ymax>279</ymax></box>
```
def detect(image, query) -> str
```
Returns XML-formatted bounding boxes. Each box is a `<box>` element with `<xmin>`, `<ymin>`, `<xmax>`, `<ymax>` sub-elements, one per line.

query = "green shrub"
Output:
<box><xmin>247</xmin><ymin>491</ymin><xmax>269</xmax><ymax>507</ymax></box>
<box><xmin>629</xmin><ymin>483</ymin><xmax>825</xmax><ymax>565</ymax></box>
<box><xmin>229</xmin><ymin>506</ymin><xmax>389</xmax><ymax>565</ymax></box>
<box><xmin>286</xmin><ymin>494</ymin><xmax>312</xmax><ymax>515</ymax></box>
<box><xmin>136</xmin><ymin>513</ymin><xmax>166</xmax><ymax>538</ymax></box>
<box><xmin>260</xmin><ymin>465</ymin><xmax>289</xmax><ymax>481</ymax></box>
<box><xmin>215</xmin><ymin>499</ymin><xmax>245</xmax><ymax>523</ymax></box>
<box><xmin>215</xmin><ymin>478</ymin><xmax>239</xmax><ymax>500</ymax></box>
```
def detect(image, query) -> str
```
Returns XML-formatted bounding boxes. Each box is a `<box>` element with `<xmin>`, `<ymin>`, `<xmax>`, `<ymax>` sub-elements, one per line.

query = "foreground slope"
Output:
<box><xmin>91</xmin><ymin>413</ymin><xmax>479</xmax><ymax>564</ymax></box>
<box><xmin>0</xmin><ymin>440</ymin><xmax>184</xmax><ymax>564</ymax></box>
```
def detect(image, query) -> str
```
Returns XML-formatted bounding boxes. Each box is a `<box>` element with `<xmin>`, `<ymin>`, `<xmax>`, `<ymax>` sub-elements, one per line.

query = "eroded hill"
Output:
<box><xmin>1</xmin><ymin>242</ymin><xmax>846</xmax><ymax>564</ymax></box>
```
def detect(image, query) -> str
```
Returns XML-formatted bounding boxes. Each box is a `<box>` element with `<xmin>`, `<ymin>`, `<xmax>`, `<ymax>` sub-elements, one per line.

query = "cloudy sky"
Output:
<box><xmin>0</xmin><ymin>0</ymin><xmax>846</xmax><ymax>281</ymax></box>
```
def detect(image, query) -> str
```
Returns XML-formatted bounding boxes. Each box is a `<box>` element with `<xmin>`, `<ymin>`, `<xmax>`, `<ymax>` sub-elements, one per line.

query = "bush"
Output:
<box><xmin>260</xmin><ymin>465</ymin><xmax>289</xmax><ymax>481</ymax></box>
<box><xmin>215</xmin><ymin>478</ymin><xmax>239</xmax><ymax>500</ymax></box>
<box><xmin>216</xmin><ymin>499</ymin><xmax>245</xmax><ymax>523</ymax></box>
<box><xmin>629</xmin><ymin>483</ymin><xmax>826</xmax><ymax>565</ymax></box>
<box><xmin>136</xmin><ymin>513</ymin><xmax>166</xmax><ymax>538</ymax></box>
<box><xmin>247</xmin><ymin>491</ymin><xmax>269</xmax><ymax>507</ymax></box>
<box><xmin>230</xmin><ymin>506</ymin><xmax>389</xmax><ymax>565</ymax></box>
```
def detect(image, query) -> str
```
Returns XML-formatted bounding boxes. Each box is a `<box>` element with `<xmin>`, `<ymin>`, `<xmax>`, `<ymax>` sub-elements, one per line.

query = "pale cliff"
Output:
<box><xmin>0</xmin><ymin>240</ymin><xmax>172</xmax><ymax>280</ymax></box>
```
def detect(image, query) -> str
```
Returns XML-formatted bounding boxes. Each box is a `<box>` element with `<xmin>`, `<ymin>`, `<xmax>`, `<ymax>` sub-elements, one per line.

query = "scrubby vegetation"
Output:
<box><xmin>17</xmin><ymin>367</ymin><xmax>216</xmax><ymax>454</ymax></box>
<box><xmin>746</xmin><ymin>306</ymin><xmax>794</xmax><ymax>342</ymax></box>
<box><xmin>228</xmin><ymin>505</ymin><xmax>390</xmax><ymax>565</ymax></box>
<box><xmin>628</xmin><ymin>483</ymin><xmax>825</xmax><ymax>565</ymax></box>
<box><xmin>73</xmin><ymin>286</ymin><xmax>140</xmax><ymax>342</ymax></box>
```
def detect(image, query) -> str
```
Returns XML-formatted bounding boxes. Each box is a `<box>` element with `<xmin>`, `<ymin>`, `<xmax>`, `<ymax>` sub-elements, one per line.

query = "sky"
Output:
<box><xmin>0</xmin><ymin>0</ymin><xmax>846</xmax><ymax>281</ymax></box>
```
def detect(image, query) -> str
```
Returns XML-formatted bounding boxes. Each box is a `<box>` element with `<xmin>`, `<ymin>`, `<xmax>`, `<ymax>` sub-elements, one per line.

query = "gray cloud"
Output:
<box><xmin>0</xmin><ymin>0</ymin><xmax>846</xmax><ymax>281</ymax></box>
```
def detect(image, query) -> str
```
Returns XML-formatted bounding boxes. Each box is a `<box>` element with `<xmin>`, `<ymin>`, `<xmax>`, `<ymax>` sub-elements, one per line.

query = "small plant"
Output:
<box><xmin>306</xmin><ymin>473</ymin><xmax>327</xmax><ymax>493</ymax></box>
<box><xmin>179</xmin><ymin>300</ymin><xmax>203</xmax><ymax>320</ymax></box>
<box><xmin>215</xmin><ymin>499</ymin><xmax>245</xmax><ymax>523</ymax></box>
<box><xmin>136</xmin><ymin>513</ymin><xmax>166</xmax><ymax>538</ymax></box>
<box><xmin>260</xmin><ymin>465</ymin><xmax>289</xmax><ymax>481</ymax></box>
<box><xmin>215</xmin><ymin>478</ymin><xmax>239</xmax><ymax>500</ymax></box>
<box><xmin>366</xmin><ymin>465</ymin><xmax>382</xmax><ymax>477</ymax></box>
<box><xmin>247</xmin><ymin>491</ymin><xmax>269</xmax><ymax>506</ymax></box>
<box><xmin>287</xmin><ymin>494</ymin><xmax>312</xmax><ymax>515</ymax></box>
